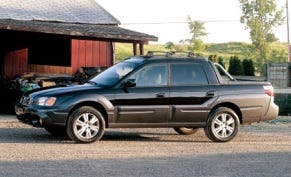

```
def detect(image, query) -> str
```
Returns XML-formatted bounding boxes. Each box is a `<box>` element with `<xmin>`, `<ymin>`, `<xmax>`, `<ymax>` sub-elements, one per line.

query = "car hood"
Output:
<box><xmin>26</xmin><ymin>84</ymin><xmax>102</xmax><ymax>98</ymax></box>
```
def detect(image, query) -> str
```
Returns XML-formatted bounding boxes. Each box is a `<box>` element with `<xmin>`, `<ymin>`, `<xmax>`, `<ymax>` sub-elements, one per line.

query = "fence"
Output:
<box><xmin>266</xmin><ymin>63</ymin><xmax>290</xmax><ymax>88</ymax></box>
<box><xmin>265</xmin><ymin>63</ymin><xmax>291</xmax><ymax>115</ymax></box>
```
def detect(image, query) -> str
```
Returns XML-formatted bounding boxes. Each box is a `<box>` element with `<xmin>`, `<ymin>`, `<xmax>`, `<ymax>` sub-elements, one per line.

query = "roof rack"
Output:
<box><xmin>146</xmin><ymin>51</ymin><xmax>196</xmax><ymax>58</ymax></box>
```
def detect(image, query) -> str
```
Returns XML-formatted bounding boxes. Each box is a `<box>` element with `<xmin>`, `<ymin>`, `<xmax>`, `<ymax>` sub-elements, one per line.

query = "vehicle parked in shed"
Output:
<box><xmin>15</xmin><ymin>51</ymin><xmax>279</xmax><ymax>143</ymax></box>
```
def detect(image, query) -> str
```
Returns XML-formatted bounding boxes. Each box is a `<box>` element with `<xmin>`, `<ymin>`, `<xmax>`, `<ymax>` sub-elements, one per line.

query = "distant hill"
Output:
<box><xmin>205</xmin><ymin>42</ymin><xmax>251</xmax><ymax>59</ymax></box>
<box><xmin>114</xmin><ymin>42</ymin><xmax>288</xmax><ymax>64</ymax></box>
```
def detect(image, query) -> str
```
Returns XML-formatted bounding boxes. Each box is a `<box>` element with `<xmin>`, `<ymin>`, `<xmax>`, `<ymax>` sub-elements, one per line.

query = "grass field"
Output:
<box><xmin>114</xmin><ymin>42</ymin><xmax>288</xmax><ymax>65</ymax></box>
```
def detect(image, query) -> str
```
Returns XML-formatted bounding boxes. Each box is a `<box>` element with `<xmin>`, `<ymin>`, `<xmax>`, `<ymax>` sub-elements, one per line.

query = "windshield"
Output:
<box><xmin>90</xmin><ymin>61</ymin><xmax>141</xmax><ymax>86</ymax></box>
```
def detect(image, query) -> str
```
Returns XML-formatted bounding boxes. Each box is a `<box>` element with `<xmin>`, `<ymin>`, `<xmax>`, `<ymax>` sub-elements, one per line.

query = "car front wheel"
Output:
<box><xmin>67</xmin><ymin>106</ymin><xmax>105</xmax><ymax>143</ymax></box>
<box><xmin>204</xmin><ymin>107</ymin><xmax>239</xmax><ymax>142</ymax></box>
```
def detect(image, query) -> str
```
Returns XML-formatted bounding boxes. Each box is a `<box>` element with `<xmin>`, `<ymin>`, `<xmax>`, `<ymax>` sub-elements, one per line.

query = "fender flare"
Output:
<box><xmin>95</xmin><ymin>95</ymin><xmax>114</xmax><ymax>112</ymax></box>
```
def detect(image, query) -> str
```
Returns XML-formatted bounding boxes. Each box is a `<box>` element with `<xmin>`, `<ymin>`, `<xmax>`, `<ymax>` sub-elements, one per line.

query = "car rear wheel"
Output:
<box><xmin>204</xmin><ymin>107</ymin><xmax>239</xmax><ymax>142</ymax></box>
<box><xmin>67</xmin><ymin>106</ymin><xmax>105</xmax><ymax>143</ymax></box>
<box><xmin>173</xmin><ymin>127</ymin><xmax>199</xmax><ymax>135</ymax></box>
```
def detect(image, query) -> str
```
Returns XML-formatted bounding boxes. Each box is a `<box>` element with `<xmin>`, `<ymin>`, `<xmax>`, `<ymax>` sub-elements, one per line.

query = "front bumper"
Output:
<box><xmin>15</xmin><ymin>103</ymin><xmax>68</xmax><ymax>127</ymax></box>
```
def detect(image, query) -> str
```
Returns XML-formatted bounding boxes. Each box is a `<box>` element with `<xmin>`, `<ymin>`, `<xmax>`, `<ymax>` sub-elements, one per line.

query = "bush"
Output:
<box><xmin>228</xmin><ymin>56</ymin><xmax>243</xmax><ymax>75</ymax></box>
<box><xmin>242</xmin><ymin>59</ymin><xmax>255</xmax><ymax>76</ymax></box>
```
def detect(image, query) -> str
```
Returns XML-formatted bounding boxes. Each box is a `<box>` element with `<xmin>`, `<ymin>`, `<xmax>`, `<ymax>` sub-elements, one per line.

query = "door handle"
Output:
<box><xmin>206</xmin><ymin>91</ymin><xmax>216</xmax><ymax>97</ymax></box>
<box><xmin>156</xmin><ymin>93</ymin><xmax>165</xmax><ymax>98</ymax></box>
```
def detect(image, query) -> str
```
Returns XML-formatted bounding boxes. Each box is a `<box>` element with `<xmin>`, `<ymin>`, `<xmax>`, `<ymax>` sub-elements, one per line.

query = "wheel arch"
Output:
<box><xmin>210</xmin><ymin>102</ymin><xmax>242</xmax><ymax>124</ymax></box>
<box><xmin>67</xmin><ymin>101</ymin><xmax>109</xmax><ymax>128</ymax></box>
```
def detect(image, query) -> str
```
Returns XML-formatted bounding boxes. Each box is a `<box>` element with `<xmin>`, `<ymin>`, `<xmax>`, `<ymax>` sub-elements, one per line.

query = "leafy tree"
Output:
<box><xmin>192</xmin><ymin>40</ymin><xmax>206</xmax><ymax>52</ymax></box>
<box><xmin>165</xmin><ymin>41</ymin><xmax>175</xmax><ymax>50</ymax></box>
<box><xmin>187</xmin><ymin>16</ymin><xmax>208</xmax><ymax>53</ymax></box>
<box><xmin>270</xmin><ymin>49</ymin><xmax>288</xmax><ymax>62</ymax></box>
<box><xmin>228</xmin><ymin>56</ymin><xmax>243</xmax><ymax>75</ymax></box>
<box><xmin>242</xmin><ymin>59</ymin><xmax>255</xmax><ymax>76</ymax></box>
<box><xmin>239</xmin><ymin>0</ymin><xmax>284</xmax><ymax>68</ymax></box>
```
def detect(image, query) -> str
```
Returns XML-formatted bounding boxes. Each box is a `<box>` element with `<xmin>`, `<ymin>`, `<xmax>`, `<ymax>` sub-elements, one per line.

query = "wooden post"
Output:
<box><xmin>133</xmin><ymin>43</ymin><xmax>137</xmax><ymax>56</ymax></box>
<box><xmin>139</xmin><ymin>43</ymin><xmax>144</xmax><ymax>55</ymax></box>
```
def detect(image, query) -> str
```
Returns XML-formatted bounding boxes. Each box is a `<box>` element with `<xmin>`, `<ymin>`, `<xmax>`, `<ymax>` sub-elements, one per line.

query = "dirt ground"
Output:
<box><xmin>0</xmin><ymin>115</ymin><xmax>291</xmax><ymax>177</ymax></box>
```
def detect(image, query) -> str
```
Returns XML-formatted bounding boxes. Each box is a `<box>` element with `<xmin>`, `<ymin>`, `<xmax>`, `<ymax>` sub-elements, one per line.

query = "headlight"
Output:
<box><xmin>36</xmin><ymin>97</ymin><xmax>56</xmax><ymax>106</ymax></box>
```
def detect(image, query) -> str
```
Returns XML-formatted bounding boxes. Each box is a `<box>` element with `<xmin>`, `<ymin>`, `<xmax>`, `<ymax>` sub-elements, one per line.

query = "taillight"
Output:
<box><xmin>263</xmin><ymin>85</ymin><xmax>274</xmax><ymax>97</ymax></box>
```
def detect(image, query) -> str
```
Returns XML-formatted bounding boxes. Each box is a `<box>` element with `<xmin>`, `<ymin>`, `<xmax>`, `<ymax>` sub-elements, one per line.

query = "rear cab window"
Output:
<box><xmin>170</xmin><ymin>63</ymin><xmax>209</xmax><ymax>86</ymax></box>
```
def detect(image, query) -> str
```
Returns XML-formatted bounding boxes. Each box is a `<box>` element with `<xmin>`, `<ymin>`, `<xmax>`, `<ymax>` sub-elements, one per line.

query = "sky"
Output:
<box><xmin>96</xmin><ymin>0</ymin><xmax>288</xmax><ymax>44</ymax></box>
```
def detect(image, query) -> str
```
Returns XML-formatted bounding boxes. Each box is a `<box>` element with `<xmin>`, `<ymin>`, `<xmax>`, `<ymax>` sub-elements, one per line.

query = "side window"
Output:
<box><xmin>171</xmin><ymin>63</ymin><xmax>208</xmax><ymax>85</ymax></box>
<box><xmin>130</xmin><ymin>64</ymin><xmax>168</xmax><ymax>87</ymax></box>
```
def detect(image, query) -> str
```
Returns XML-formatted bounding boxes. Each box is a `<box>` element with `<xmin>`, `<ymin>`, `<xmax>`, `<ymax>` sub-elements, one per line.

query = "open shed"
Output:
<box><xmin>0</xmin><ymin>0</ymin><xmax>158</xmax><ymax>79</ymax></box>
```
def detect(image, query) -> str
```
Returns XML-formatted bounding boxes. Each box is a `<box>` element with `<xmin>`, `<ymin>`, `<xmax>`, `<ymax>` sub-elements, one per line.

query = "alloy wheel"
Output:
<box><xmin>73</xmin><ymin>113</ymin><xmax>100</xmax><ymax>140</ymax></box>
<box><xmin>211</xmin><ymin>113</ymin><xmax>235</xmax><ymax>139</ymax></box>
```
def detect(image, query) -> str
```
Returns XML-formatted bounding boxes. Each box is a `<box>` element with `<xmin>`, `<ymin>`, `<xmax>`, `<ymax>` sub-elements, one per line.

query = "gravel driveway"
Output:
<box><xmin>0</xmin><ymin>115</ymin><xmax>291</xmax><ymax>177</ymax></box>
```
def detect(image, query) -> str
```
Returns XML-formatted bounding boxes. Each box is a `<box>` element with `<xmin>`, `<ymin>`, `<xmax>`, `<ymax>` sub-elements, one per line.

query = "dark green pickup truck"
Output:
<box><xmin>15</xmin><ymin>52</ymin><xmax>279</xmax><ymax>143</ymax></box>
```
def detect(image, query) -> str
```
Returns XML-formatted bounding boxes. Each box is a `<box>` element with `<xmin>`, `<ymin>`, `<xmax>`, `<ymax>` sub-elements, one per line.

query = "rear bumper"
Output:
<box><xmin>262</xmin><ymin>101</ymin><xmax>279</xmax><ymax>121</ymax></box>
<box><xmin>15</xmin><ymin>103</ymin><xmax>68</xmax><ymax>127</ymax></box>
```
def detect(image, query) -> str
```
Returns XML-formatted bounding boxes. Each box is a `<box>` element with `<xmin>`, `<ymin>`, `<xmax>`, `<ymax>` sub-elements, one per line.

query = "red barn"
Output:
<box><xmin>0</xmin><ymin>0</ymin><xmax>157</xmax><ymax>79</ymax></box>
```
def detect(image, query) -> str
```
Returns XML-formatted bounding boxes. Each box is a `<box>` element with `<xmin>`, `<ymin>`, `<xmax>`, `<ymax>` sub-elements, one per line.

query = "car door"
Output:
<box><xmin>113</xmin><ymin>63</ymin><xmax>170</xmax><ymax>124</ymax></box>
<box><xmin>169</xmin><ymin>62</ymin><xmax>216</xmax><ymax>123</ymax></box>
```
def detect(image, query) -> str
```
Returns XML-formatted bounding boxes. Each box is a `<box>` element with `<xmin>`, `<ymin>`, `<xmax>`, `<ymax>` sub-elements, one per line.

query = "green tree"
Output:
<box><xmin>239</xmin><ymin>0</ymin><xmax>284</xmax><ymax>68</ymax></box>
<box><xmin>270</xmin><ymin>49</ymin><xmax>288</xmax><ymax>62</ymax></box>
<box><xmin>187</xmin><ymin>16</ymin><xmax>208</xmax><ymax>53</ymax></box>
<box><xmin>165</xmin><ymin>41</ymin><xmax>175</xmax><ymax>50</ymax></box>
<box><xmin>228</xmin><ymin>56</ymin><xmax>243</xmax><ymax>75</ymax></box>
<box><xmin>242</xmin><ymin>59</ymin><xmax>255</xmax><ymax>76</ymax></box>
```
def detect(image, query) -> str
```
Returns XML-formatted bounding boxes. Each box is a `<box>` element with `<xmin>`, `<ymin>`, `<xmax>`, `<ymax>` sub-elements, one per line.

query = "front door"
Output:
<box><xmin>114</xmin><ymin>63</ymin><xmax>169</xmax><ymax>124</ymax></box>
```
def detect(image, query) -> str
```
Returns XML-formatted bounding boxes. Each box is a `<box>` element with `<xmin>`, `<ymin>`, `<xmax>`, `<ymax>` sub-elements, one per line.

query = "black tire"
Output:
<box><xmin>173</xmin><ymin>127</ymin><xmax>199</xmax><ymax>135</ymax></box>
<box><xmin>204</xmin><ymin>107</ymin><xmax>239</xmax><ymax>142</ymax></box>
<box><xmin>66</xmin><ymin>106</ymin><xmax>105</xmax><ymax>143</ymax></box>
<box><xmin>44</xmin><ymin>126</ymin><xmax>67</xmax><ymax>136</ymax></box>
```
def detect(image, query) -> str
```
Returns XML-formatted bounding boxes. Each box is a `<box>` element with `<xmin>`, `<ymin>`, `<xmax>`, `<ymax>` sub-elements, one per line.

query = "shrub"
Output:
<box><xmin>228</xmin><ymin>56</ymin><xmax>243</xmax><ymax>75</ymax></box>
<box><xmin>242</xmin><ymin>59</ymin><xmax>255</xmax><ymax>76</ymax></box>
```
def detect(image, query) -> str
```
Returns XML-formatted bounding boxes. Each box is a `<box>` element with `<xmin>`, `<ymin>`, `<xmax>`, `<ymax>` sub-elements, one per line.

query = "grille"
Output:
<box><xmin>20</xmin><ymin>96</ymin><xmax>32</xmax><ymax>106</ymax></box>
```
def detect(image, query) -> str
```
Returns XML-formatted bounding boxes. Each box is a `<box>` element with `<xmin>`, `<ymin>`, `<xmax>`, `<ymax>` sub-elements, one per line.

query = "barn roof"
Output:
<box><xmin>0</xmin><ymin>0</ymin><xmax>120</xmax><ymax>25</ymax></box>
<box><xmin>0</xmin><ymin>0</ymin><xmax>158</xmax><ymax>43</ymax></box>
<box><xmin>0</xmin><ymin>19</ymin><xmax>158</xmax><ymax>43</ymax></box>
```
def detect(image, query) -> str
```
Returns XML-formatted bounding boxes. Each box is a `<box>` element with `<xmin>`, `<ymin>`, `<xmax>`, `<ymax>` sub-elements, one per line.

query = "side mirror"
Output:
<box><xmin>123</xmin><ymin>79</ymin><xmax>136</xmax><ymax>92</ymax></box>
